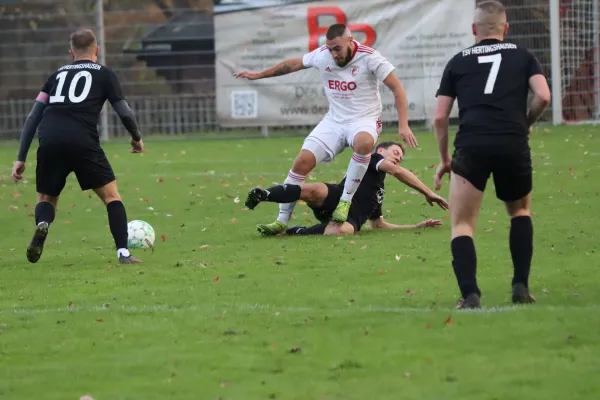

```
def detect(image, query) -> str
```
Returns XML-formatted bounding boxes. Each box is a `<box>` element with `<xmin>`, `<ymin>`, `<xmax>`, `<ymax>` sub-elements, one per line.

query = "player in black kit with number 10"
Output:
<box><xmin>11</xmin><ymin>29</ymin><xmax>145</xmax><ymax>265</ymax></box>
<box><xmin>433</xmin><ymin>1</ymin><xmax>551</xmax><ymax>308</ymax></box>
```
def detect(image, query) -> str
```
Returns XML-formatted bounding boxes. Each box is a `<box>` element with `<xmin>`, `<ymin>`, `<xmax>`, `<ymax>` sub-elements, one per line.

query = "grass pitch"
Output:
<box><xmin>0</xmin><ymin>126</ymin><xmax>599</xmax><ymax>399</ymax></box>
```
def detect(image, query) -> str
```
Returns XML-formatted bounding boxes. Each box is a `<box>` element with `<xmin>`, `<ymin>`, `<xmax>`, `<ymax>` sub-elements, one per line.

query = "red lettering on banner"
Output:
<box><xmin>328</xmin><ymin>80</ymin><xmax>357</xmax><ymax>91</ymax></box>
<box><xmin>307</xmin><ymin>6</ymin><xmax>376</xmax><ymax>51</ymax></box>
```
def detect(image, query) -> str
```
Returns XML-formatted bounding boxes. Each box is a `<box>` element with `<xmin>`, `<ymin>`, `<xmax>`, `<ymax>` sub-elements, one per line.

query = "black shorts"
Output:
<box><xmin>36</xmin><ymin>142</ymin><xmax>115</xmax><ymax>197</ymax></box>
<box><xmin>450</xmin><ymin>146</ymin><xmax>532</xmax><ymax>202</ymax></box>
<box><xmin>308</xmin><ymin>183</ymin><xmax>364</xmax><ymax>231</ymax></box>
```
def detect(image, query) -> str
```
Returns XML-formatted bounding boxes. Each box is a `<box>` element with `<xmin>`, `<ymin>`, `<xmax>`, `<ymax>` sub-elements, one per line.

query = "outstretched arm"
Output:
<box><xmin>234</xmin><ymin>57</ymin><xmax>307</xmax><ymax>80</ymax></box>
<box><xmin>378</xmin><ymin>160</ymin><xmax>449</xmax><ymax>210</ymax></box>
<box><xmin>370</xmin><ymin>216</ymin><xmax>442</xmax><ymax>230</ymax></box>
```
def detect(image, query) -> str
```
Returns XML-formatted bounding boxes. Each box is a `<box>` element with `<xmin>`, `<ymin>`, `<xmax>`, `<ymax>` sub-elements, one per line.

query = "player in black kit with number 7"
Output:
<box><xmin>433</xmin><ymin>1</ymin><xmax>551</xmax><ymax>308</ymax></box>
<box><xmin>11</xmin><ymin>29</ymin><xmax>145</xmax><ymax>265</ymax></box>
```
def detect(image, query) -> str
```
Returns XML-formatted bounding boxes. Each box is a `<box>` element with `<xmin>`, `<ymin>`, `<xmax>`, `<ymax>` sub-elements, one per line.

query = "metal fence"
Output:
<box><xmin>0</xmin><ymin>0</ymin><xmax>595</xmax><ymax>141</ymax></box>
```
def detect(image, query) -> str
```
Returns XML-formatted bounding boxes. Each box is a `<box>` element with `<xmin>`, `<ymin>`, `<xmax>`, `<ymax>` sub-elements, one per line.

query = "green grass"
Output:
<box><xmin>0</xmin><ymin>126</ymin><xmax>599</xmax><ymax>400</ymax></box>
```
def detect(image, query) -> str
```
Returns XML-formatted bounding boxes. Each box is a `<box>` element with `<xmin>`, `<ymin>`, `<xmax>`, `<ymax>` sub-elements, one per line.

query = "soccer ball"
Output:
<box><xmin>127</xmin><ymin>220</ymin><xmax>155</xmax><ymax>249</ymax></box>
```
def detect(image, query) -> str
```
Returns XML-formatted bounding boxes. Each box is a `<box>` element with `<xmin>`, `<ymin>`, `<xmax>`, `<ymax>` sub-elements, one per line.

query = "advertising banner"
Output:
<box><xmin>215</xmin><ymin>0</ymin><xmax>475</xmax><ymax>127</ymax></box>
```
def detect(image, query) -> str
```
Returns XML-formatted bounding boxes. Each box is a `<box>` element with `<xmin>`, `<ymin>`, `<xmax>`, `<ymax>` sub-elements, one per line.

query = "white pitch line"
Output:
<box><xmin>2</xmin><ymin>303</ymin><xmax>598</xmax><ymax>316</ymax></box>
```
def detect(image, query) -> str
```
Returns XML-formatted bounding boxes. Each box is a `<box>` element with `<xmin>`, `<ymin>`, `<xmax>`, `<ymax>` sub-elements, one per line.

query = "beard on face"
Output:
<box><xmin>335</xmin><ymin>45</ymin><xmax>353</xmax><ymax>67</ymax></box>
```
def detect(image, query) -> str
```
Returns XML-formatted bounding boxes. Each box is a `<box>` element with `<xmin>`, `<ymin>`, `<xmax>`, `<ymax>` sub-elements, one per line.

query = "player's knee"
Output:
<box><xmin>324</xmin><ymin>222</ymin><xmax>354</xmax><ymax>236</ymax></box>
<box><xmin>292</xmin><ymin>150</ymin><xmax>316</xmax><ymax>175</ymax></box>
<box><xmin>505</xmin><ymin>194</ymin><xmax>531</xmax><ymax>218</ymax></box>
<box><xmin>352</xmin><ymin>132</ymin><xmax>375</xmax><ymax>154</ymax></box>
<box><xmin>37</xmin><ymin>194</ymin><xmax>58</xmax><ymax>207</ymax></box>
<box><xmin>451</xmin><ymin>222</ymin><xmax>475</xmax><ymax>239</ymax></box>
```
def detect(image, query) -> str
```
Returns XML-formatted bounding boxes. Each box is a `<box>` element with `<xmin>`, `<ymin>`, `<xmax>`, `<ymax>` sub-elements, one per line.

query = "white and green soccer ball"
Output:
<box><xmin>127</xmin><ymin>220</ymin><xmax>155</xmax><ymax>249</ymax></box>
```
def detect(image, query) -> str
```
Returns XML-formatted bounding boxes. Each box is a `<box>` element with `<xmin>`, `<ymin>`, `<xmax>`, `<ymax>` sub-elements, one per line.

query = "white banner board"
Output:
<box><xmin>215</xmin><ymin>0</ymin><xmax>475</xmax><ymax>127</ymax></box>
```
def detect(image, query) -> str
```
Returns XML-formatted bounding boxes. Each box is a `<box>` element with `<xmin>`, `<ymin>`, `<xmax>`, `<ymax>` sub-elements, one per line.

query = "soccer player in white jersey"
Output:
<box><xmin>234</xmin><ymin>23</ymin><xmax>417</xmax><ymax>236</ymax></box>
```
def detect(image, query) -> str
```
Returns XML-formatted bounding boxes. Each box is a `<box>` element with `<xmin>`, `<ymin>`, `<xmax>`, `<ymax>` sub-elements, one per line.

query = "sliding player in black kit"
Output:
<box><xmin>245</xmin><ymin>141</ymin><xmax>448</xmax><ymax>236</ymax></box>
<box><xmin>432</xmin><ymin>1</ymin><xmax>551</xmax><ymax>308</ymax></box>
<box><xmin>11</xmin><ymin>29</ymin><xmax>145</xmax><ymax>265</ymax></box>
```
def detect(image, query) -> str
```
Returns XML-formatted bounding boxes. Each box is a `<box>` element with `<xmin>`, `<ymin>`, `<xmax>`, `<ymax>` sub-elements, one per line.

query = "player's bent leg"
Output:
<box><xmin>449</xmin><ymin>173</ymin><xmax>484</xmax><ymax>309</ymax></box>
<box><xmin>93</xmin><ymin>181</ymin><xmax>142</xmax><ymax>264</ymax></box>
<box><xmin>333</xmin><ymin>130</ymin><xmax>376</xmax><ymax>223</ymax></box>
<box><xmin>504</xmin><ymin>193</ymin><xmax>535</xmax><ymax>304</ymax></box>
<box><xmin>324</xmin><ymin>221</ymin><xmax>355</xmax><ymax>236</ymax></box>
<box><xmin>27</xmin><ymin>193</ymin><xmax>59</xmax><ymax>264</ymax></box>
<box><xmin>300</xmin><ymin>183</ymin><xmax>329</xmax><ymax>208</ymax></box>
<box><xmin>259</xmin><ymin>146</ymin><xmax>324</xmax><ymax>236</ymax></box>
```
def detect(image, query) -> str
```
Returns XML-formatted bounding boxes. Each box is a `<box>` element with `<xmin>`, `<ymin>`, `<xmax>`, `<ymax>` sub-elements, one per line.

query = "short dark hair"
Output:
<box><xmin>326</xmin><ymin>24</ymin><xmax>347</xmax><ymax>40</ymax></box>
<box><xmin>70</xmin><ymin>29</ymin><xmax>97</xmax><ymax>52</ymax></box>
<box><xmin>375</xmin><ymin>141</ymin><xmax>405</xmax><ymax>153</ymax></box>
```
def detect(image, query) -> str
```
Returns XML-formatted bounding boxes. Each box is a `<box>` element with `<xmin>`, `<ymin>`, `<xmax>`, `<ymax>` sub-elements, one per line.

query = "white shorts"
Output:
<box><xmin>301</xmin><ymin>117</ymin><xmax>382</xmax><ymax>163</ymax></box>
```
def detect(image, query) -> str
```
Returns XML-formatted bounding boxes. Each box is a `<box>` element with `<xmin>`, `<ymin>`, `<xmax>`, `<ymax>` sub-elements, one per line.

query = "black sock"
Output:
<box><xmin>35</xmin><ymin>201</ymin><xmax>55</xmax><ymax>225</ymax></box>
<box><xmin>288</xmin><ymin>223</ymin><xmax>327</xmax><ymax>235</ymax></box>
<box><xmin>451</xmin><ymin>236</ymin><xmax>480</xmax><ymax>298</ymax></box>
<box><xmin>106</xmin><ymin>200</ymin><xmax>128</xmax><ymax>250</ymax></box>
<box><xmin>298</xmin><ymin>223</ymin><xmax>327</xmax><ymax>235</ymax></box>
<box><xmin>265</xmin><ymin>184</ymin><xmax>301</xmax><ymax>203</ymax></box>
<box><xmin>510</xmin><ymin>216</ymin><xmax>533</xmax><ymax>288</ymax></box>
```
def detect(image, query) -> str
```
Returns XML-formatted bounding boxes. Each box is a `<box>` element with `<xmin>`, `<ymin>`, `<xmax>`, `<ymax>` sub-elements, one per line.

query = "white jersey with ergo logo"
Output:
<box><xmin>302</xmin><ymin>40</ymin><xmax>395</xmax><ymax>124</ymax></box>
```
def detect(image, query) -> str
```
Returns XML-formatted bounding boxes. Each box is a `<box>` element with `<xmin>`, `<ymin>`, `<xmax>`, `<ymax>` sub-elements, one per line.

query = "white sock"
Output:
<box><xmin>117</xmin><ymin>248</ymin><xmax>130</xmax><ymax>258</ymax></box>
<box><xmin>277</xmin><ymin>170</ymin><xmax>306</xmax><ymax>224</ymax></box>
<box><xmin>341</xmin><ymin>153</ymin><xmax>371</xmax><ymax>202</ymax></box>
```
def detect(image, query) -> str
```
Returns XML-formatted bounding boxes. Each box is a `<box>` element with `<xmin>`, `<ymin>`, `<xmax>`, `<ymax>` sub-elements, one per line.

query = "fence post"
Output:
<box><xmin>96</xmin><ymin>0</ymin><xmax>109</xmax><ymax>141</ymax></box>
<box><xmin>549</xmin><ymin>0</ymin><xmax>563</xmax><ymax>125</ymax></box>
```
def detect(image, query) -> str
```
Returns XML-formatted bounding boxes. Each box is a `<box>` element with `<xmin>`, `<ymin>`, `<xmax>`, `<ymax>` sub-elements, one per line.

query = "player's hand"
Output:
<box><xmin>398</xmin><ymin>124</ymin><xmax>418</xmax><ymax>148</ymax></box>
<box><xmin>233</xmin><ymin>70</ymin><xmax>261</xmax><ymax>80</ymax></box>
<box><xmin>130</xmin><ymin>139</ymin><xmax>144</xmax><ymax>153</ymax></box>
<box><xmin>434</xmin><ymin>161</ymin><xmax>451</xmax><ymax>191</ymax></box>
<box><xmin>12</xmin><ymin>161</ymin><xmax>26</xmax><ymax>183</ymax></box>
<box><xmin>416</xmin><ymin>219</ymin><xmax>442</xmax><ymax>228</ymax></box>
<box><xmin>425</xmin><ymin>192</ymin><xmax>449</xmax><ymax>210</ymax></box>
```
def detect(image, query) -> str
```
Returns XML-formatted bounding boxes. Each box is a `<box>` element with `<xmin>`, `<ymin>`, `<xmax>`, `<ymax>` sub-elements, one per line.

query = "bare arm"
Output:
<box><xmin>378</xmin><ymin>160</ymin><xmax>449</xmax><ymax>210</ymax></box>
<box><xmin>433</xmin><ymin>95</ymin><xmax>455</xmax><ymax>165</ymax></box>
<box><xmin>234</xmin><ymin>57</ymin><xmax>307</xmax><ymax>80</ymax></box>
<box><xmin>383</xmin><ymin>73</ymin><xmax>409</xmax><ymax>128</ymax></box>
<box><xmin>379</xmin><ymin>160</ymin><xmax>433</xmax><ymax>196</ymax></box>
<box><xmin>370</xmin><ymin>217</ymin><xmax>441</xmax><ymax>230</ymax></box>
<box><xmin>527</xmin><ymin>74</ymin><xmax>551</xmax><ymax>127</ymax></box>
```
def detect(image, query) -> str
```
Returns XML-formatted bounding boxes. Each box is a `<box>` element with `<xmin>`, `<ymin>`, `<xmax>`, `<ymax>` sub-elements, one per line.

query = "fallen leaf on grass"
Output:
<box><xmin>156</xmin><ymin>178</ymin><xmax>164</xmax><ymax>184</ymax></box>
<box><xmin>8</xmin><ymin>206</ymin><xmax>18</xmax><ymax>211</ymax></box>
<box><xmin>378</xmin><ymin>268</ymin><xmax>386</xmax><ymax>275</ymax></box>
<box><xmin>289</xmin><ymin>346</ymin><xmax>302</xmax><ymax>353</ymax></box>
<box><xmin>220</xmin><ymin>381</ymin><xmax>229</xmax><ymax>388</ymax></box>
<box><xmin>406</xmin><ymin>289</ymin><xmax>417</xmax><ymax>296</ymax></box>
<box><xmin>200</xmin><ymin>244</ymin><xmax>210</xmax><ymax>249</ymax></box>
<box><xmin>231</xmin><ymin>218</ymin><xmax>237</xmax><ymax>223</ymax></box>
<box><xmin>12</xmin><ymin>192</ymin><xmax>21</xmax><ymax>197</ymax></box>
<box><xmin>96</xmin><ymin>319</ymin><xmax>103</xmax><ymax>323</ymax></box>
<box><xmin>161</xmin><ymin>234</ymin><xmax>167</xmax><ymax>242</ymax></box>
<box><xmin>445</xmin><ymin>316</ymin><xmax>453</xmax><ymax>327</ymax></box>
<box><xmin>213</xmin><ymin>275</ymin><xmax>220</xmax><ymax>282</ymax></box>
